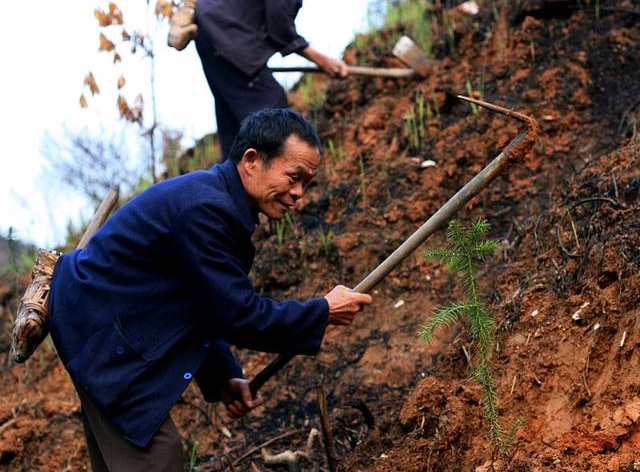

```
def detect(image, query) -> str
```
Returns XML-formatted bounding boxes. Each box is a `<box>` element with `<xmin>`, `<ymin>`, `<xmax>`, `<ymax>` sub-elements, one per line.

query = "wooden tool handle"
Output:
<box><xmin>76</xmin><ymin>188</ymin><xmax>119</xmax><ymax>249</ymax></box>
<box><xmin>249</xmin><ymin>352</ymin><xmax>295</xmax><ymax>397</ymax></box>
<box><xmin>269</xmin><ymin>65</ymin><xmax>414</xmax><ymax>78</ymax></box>
<box><xmin>247</xmin><ymin>101</ymin><xmax>537</xmax><ymax>393</ymax></box>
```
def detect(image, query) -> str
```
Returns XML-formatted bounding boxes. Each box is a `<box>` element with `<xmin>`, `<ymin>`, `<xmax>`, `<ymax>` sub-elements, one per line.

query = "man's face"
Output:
<box><xmin>241</xmin><ymin>135</ymin><xmax>321</xmax><ymax>219</ymax></box>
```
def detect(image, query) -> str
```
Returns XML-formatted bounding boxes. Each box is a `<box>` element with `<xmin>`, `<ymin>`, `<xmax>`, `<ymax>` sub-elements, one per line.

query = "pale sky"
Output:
<box><xmin>0</xmin><ymin>0</ymin><xmax>374</xmax><ymax>248</ymax></box>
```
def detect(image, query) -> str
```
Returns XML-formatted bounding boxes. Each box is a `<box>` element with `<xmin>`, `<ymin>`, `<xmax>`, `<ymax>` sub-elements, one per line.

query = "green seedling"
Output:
<box><xmin>272</xmin><ymin>212</ymin><xmax>297</xmax><ymax>246</ymax></box>
<box><xmin>465</xmin><ymin>78</ymin><xmax>479</xmax><ymax>115</ymax></box>
<box><xmin>188</xmin><ymin>439</ymin><xmax>199</xmax><ymax>471</ymax></box>
<box><xmin>358</xmin><ymin>155</ymin><xmax>368</xmax><ymax>207</ymax></box>
<box><xmin>442</xmin><ymin>10</ymin><xmax>456</xmax><ymax>53</ymax></box>
<box><xmin>327</xmin><ymin>138</ymin><xmax>341</xmax><ymax>162</ymax></box>
<box><xmin>421</xmin><ymin>219</ymin><xmax>524</xmax><ymax>452</ymax></box>
<box><xmin>404</xmin><ymin>89</ymin><xmax>429</xmax><ymax>153</ymax></box>
<box><xmin>404</xmin><ymin>108</ymin><xmax>419</xmax><ymax>153</ymax></box>
<box><xmin>417</xmin><ymin>89</ymin><xmax>425</xmax><ymax>140</ymax></box>
<box><xmin>464</xmin><ymin>77</ymin><xmax>485</xmax><ymax>115</ymax></box>
<box><xmin>316</xmin><ymin>227</ymin><xmax>335</xmax><ymax>257</ymax></box>
<box><xmin>529</xmin><ymin>39</ymin><xmax>536</xmax><ymax>62</ymax></box>
<box><xmin>325</xmin><ymin>138</ymin><xmax>344</xmax><ymax>177</ymax></box>
<box><xmin>275</xmin><ymin>220</ymin><xmax>286</xmax><ymax>246</ymax></box>
<box><xmin>299</xmin><ymin>74</ymin><xmax>325</xmax><ymax>111</ymax></box>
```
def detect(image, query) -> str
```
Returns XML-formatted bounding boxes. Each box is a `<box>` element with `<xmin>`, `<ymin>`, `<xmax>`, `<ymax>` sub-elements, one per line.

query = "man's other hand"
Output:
<box><xmin>220</xmin><ymin>378</ymin><xmax>264</xmax><ymax>419</ymax></box>
<box><xmin>324</xmin><ymin>285</ymin><xmax>372</xmax><ymax>325</ymax></box>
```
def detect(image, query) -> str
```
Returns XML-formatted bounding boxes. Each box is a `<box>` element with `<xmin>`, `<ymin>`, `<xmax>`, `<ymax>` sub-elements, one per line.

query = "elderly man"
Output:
<box><xmin>48</xmin><ymin>108</ymin><xmax>371</xmax><ymax>471</ymax></box>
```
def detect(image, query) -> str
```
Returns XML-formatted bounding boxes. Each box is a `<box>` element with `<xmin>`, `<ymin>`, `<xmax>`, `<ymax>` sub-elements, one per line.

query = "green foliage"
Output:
<box><xmin>1</xmin><ymin>228</ymin><xmax>37</xmax><ymax>284</ymax></box>
<box><xmin>463</xmin><ymin>72</ymin><xmax>486</xmax><ymax>116</ymax></box>
<box><xmin>358</xmin><ymin>155</ymin><xmax>368</xmax><ymax>207</ymax></box>
<box><xmin>327</xmin><ymin>138</ymin><xmax>343</xmax><ymax>163</ymax></box>
<box><xmin>316</xmin><ymin>227</ymin><xmax>335</xmax><ymax>258</ymax></box>
<box><xmin>188</xmin><ymin>439</ymin><xmax>199</xmax><ymax>471</ymax></box>
<box><xmin>162</xmin><ymin>133</ymin><xmax>219</xmax><ymax>179</ymax></box>
<box><xmin>272</xmin><ymin>212</ymin><xmax>296</xmax><ymax>246</ymax></box>
<box><xmin>383</xmin><ymin>0</ymin><xmax>433</xmax><ymax>57</ymax></box>
<box><xmin>441</xmin><ymin>9</ymin><xmax>456</xmax><ymax>53</ymax></box>
<box><xmin>421</xmin><ymin>219</ymin><xmax>523</xmax><ymax>452</ymax></box>
<box><xmin>325</xmin><ymin>138</ymin><xmax>344</xmax><ymax>177</ymax></box>
<box><xmin>299</xmin><ymin>74</ymin><xmax>326</xmax><ymax>111</ymax></box>
<box><xmin>161</xmin><ymin>130</ymin><xmax>185</xmax><ymax>178</ymax></box>
<box><xmin>192</xmin><ymin>135</ymin><xmax>218</xmax><ymax>168</ymax></box>
<box><xmin>404</xmin><ymin>89</ymin><xmax>432</xmax><ymax>153</ymax></box>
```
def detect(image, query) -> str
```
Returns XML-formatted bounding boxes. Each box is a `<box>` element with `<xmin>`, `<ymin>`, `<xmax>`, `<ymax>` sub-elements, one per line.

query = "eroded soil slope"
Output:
<box><xmin>0</xmin><ymin>1</ymin><xmax>639</xmax><ymax>471</ymax></box>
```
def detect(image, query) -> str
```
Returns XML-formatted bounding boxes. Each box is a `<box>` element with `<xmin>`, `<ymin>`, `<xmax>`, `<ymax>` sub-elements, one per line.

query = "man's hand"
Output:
<box><xmin>324</xmin><ymin>285</ymin><xmax>373</xmax><ymax>325</ymax></box>
<box><xmin>315</xmin><ymin>55</ymin><xmax>348</xmax><ymax>78</ymax></box>
<box><xmin>219</xmin><ymin>378</ymin><xmax>264</xmax><ymax>419</ymax></box>
<box><xmin>299</xmin><ymin>46</ymin><xmax>348</xmax><ymax>78</ymax></box>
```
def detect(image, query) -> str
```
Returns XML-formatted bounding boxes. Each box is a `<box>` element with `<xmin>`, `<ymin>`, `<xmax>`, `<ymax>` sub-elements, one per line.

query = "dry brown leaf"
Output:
<box><xmin>99</xmin><ymin>33</ymin><xmax>115</xmax><ymax>52</ymax></box>
<box><xmin>79</xmin><ymin>94</ymin><xmax>88</xmax><ymax>108</ymax></box>
<box><xmin>94</xmin><ymin>9</ymin><xmax>110</xmax><ymax>27</ymax></box>
<box><xmin>117</xmin><ymin>95</ymin><xmax>130</xmax><ymax>117</ymax></box>
<box><xmin>122</xmin><ymin>29</ymin><xmax>131</xmax><ymax>41</ymax></box>
<box><xmin>94</xmin><ymin>4</ymin><xmax>123</xmax><ymax>26</ymax></box>
<box><xmin>155</xmin><ymin>0</ymin><xmax>173</xmax><ymax>18</ymax></box>
<box><xmin>113</xmin><ymin>52</ymin><xmax>121</xmax><ymax>64</ymax></box>
<box><xmin>116</xmin><ymin>95</ymin><xmax>142</xmax><ymax>123</ymax></box>
<box><xmin>84</xmin><ymin>72</ymin><xmax>100</xmax><ymax>95</ymax></box>
<box><xmin>109</xmin><ymin>3</ymin><xmax>124</xmax><ymax>24</ymax></box>
<box><xmin>117</xmin><ymin>75</ymin><xmax>126</xmax><ymax>89</ymax></box>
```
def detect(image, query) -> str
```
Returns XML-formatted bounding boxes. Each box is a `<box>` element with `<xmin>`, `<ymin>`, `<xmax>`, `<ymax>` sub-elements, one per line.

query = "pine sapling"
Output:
<box><xmin>421</xmin><ymin>219</ymin><xmax>524</xmax><ymax>453</ymax></box>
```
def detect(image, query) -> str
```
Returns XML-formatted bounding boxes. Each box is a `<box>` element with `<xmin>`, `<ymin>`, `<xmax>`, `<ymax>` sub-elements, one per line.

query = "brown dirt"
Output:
<box><xmin>1</xmin><ymin>0</ymin><xmax>639</xmax><ymax>471</ymax></box>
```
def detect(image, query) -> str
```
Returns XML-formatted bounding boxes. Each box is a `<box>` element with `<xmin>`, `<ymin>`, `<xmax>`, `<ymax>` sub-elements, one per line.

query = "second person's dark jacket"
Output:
<box><xmin>195</xmin><ymin>0</ymin><xmax>309</xmax><ymax>76</ymax></box>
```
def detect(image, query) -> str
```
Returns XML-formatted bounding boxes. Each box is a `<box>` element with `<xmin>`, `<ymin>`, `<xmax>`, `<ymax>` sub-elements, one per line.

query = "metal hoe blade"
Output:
<box><xmin>249</xmin><ymin>96</ymin><xmax>540</xmax><ymax>395</ymax></box>
<box><xmin>392</xmin><ymin>35</ymin><xmax>434</xmax><ymax>78</ymax></box>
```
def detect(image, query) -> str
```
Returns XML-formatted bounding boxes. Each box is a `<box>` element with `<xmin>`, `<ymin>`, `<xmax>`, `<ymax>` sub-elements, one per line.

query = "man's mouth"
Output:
<box><xmin>278</xmin><ymin>200</ymin><xmax>293</xmax><ymax>210</ymax></box>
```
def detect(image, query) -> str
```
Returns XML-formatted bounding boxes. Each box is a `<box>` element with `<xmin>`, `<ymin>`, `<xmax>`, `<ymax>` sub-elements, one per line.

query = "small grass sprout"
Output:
<box><xmin>316</xmin><ymin>227</ymin><xmax>335</xmax><ymax>258</ymax></box>
<box><xmin>325</xmin><ymin>138</ymin><xmax>344</xmax><ymax>177</ymax></box>
<box><xmin>188</xmin><ymin>439</ymin><xmax>199</xmax><ymax>471</ymax></box>
<box><xmin>300</xmin><ymin>74</ymin><xmax>325</xmax><ymax>111</ymax></box>
<box><xmin>272</xmin><ymin>212</ymin><xmax>296</xmax><ymax>246</ymax></box>
<box><xmin>404</xmin><ymin>89</ymin><xmax>432</xmax><ymax>153</ymax></box>
<box><xmin>358</xmin><ymin>155</ymin><xmax>368</xmax><ymax>207</ymax></box>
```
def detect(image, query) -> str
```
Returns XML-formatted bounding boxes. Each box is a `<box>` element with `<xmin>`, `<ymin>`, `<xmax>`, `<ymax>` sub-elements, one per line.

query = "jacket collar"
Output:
<box><xmin>216</xmin><ymin>159</ymin><xmax>259</xmax><ymax>233</ymax></box>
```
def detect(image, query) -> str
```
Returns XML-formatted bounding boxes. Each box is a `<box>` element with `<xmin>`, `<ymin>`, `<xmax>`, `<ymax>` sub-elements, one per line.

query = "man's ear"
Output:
<box><xmin>239</xmin><ymin>148</ymin><xmax>262</xmax><ymax>175</ymax></box>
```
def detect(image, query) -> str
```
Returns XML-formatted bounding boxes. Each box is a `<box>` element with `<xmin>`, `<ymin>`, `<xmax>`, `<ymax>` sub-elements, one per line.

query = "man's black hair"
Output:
<box><xmin>228</xmin><ymin>108</ymin><xmax>320</xmax><ymax>164</ymax></box>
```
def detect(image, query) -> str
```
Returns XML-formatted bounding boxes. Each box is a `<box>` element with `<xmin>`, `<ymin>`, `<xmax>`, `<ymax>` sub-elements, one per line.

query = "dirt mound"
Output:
<box><xmin>0</xmin><ymin>1</ymin><xmax>639</xmax><ymax>471</ymax></box>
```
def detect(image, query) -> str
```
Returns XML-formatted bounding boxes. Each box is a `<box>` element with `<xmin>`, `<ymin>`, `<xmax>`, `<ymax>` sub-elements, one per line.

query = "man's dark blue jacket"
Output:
<box><xmin>49</xmin><ymin>159</ymin><xmax>329</xmax><ymax>448</ymax></box>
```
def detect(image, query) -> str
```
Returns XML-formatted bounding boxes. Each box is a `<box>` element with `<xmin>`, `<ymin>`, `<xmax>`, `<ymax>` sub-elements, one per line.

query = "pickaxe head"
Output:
<box><xmin>392</xmin><ymin>36</ymin><xmax>433</xmax><ymax>78</ymax></box>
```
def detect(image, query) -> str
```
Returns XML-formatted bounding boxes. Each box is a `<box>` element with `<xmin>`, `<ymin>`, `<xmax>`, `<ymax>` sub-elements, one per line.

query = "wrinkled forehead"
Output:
<box><xmin>279</xmin><ymin>135</ymin><xmax>321</xmax><ymax>172</ymax></box>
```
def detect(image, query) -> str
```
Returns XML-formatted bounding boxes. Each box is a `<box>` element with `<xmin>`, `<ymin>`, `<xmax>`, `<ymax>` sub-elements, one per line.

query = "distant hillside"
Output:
<box><xmin>0</xmin><ymin>234</ymin><xmax>36</xmax><ymax>275</ymax></box>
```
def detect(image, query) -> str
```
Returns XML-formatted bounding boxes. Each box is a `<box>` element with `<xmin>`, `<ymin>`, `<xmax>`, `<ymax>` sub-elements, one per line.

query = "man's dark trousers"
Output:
<box><xmin>75</xmin><ymin>383</ymin><xmax>183</xmax><ymax>471</ymax></box>
<box><xmin>195</xmin><ymin>37</ymin><xmax>288</xmax><ymax>160</ymax></box>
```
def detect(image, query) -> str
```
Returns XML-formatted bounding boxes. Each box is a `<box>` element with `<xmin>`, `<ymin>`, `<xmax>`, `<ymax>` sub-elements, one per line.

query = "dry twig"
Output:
<box><xmin>261</xmin><ymin>429</ymin><xmax>321</xmax><ymax>472</ymax></box>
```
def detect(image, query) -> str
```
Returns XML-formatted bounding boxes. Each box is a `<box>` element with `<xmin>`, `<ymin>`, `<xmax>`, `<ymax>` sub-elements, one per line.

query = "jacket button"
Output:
<box><xmin>116</xmin><ymin>346</ymin><xmax>125</xmax><ymax>355</ymax></box>
<box><xmin>183</xmin><ymin>372</ymin><xmax>192</xmax><ymax>380</ymax></box>
<box><xmin>203</xmin><ymin>340</ymin><xmax>210</xmax><ymax>348</ymax></box>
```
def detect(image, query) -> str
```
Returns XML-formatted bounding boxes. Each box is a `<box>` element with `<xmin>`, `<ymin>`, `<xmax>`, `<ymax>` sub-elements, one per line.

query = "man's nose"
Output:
<box><xmin>290</xmin><ymin>182</ymin><xmax>304</xmax><ymax>199</ymax></box>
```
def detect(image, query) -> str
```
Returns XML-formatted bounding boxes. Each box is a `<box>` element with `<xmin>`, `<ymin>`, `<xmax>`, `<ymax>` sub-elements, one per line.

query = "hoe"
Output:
<box><xmin>249</xmin><ymin>94</ymin><xmax>540</xmax><ymax>396</ymax></box>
